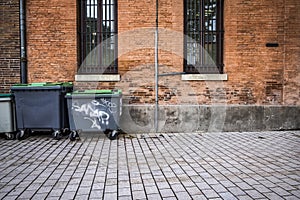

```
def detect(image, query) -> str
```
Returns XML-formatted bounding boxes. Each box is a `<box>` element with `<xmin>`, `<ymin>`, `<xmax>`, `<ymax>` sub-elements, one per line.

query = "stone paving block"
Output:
<box><xmin>0</xmin><ymin>131</ymin><xmax>299</xmax><ymax>199</ymax></box>
<box><xmin>210</xmin><ymin>184</ymin><xmax>228</xmax><ymax>193</ymax></box>
<box><xmin>160</xmin><ymin>188</ymin><xmax>175</xmax><ymax>198</ymax></box>
<box><xmin>118</xmin><ymin>187</ymin><xmax>131</xmax><ymax>196</ymax></box>
<box><xmin>59</xmin><ymin>191</ymin><xmax>76</xmax><ymax>200</ymax></box>
<box><xmin>201</xmin><ymin>189</ymin><xmax>220</xmax><ymax>199</ymax></box>
<box><xmin>244</xmin><ymin>189</ymin><xmax>267</xmax><ymax>199</ymax></box>
<box><xmin>132</xmin><ymin>190</ymin><xmax>147</xmax><ymax>199</ymax></box>
<box><xmin>219</xmin><ymin>192</ymin><xmax>238</xmax><ymax>200</ymax></box>
<box><xmin>146</xmin><ymin>193</ymin><xmax>162</xmax><ymax>199</ymax></box>
<box><xmin>227</xmin><ymin>186</ymin><xmax>247</xmax><ymax>196</ymax></box>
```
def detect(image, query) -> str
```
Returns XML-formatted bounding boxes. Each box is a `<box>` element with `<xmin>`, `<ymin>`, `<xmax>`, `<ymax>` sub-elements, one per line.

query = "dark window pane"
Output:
<box><xmin>79</xmin><ymin>0</ymin><xmax>118</xmax><ymax>74</ymax></box>
<box><xmin>184</xmin><ymin>0</ymin><xmax>224</xmax><ymax>74</ymax></box>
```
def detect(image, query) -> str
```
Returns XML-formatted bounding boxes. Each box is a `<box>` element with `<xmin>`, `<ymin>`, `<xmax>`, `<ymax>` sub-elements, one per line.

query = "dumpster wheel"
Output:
<box><xmin>16</xmin><ymin>130</ymin><xmax>26</xmax><ymax>140</ymax></box>
<box><xmin>5</xmin><ymin>132</ymin><xmax>15</xmax><ymax>140</ymax></box>
<box><xmin>69</xmin><ymin>131</ymin><xmax>78</xmax><ymax>141</ymax></box>
<box><xmin>52</xmin><ymin>130</ymin><xmax>61</xmax><ymax>140</ymax></box>
<box><xmin>108</xmin><ymin>130</ymin><xmax>119</xmax><ymax>140</ymax></box>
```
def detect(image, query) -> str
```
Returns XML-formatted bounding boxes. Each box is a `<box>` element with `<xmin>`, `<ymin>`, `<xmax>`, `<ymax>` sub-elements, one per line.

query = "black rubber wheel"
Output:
<box><xmin>16</xmin><ymin>130</ymin><xmax>25</xmax><ymax>140</ymax></box>
<box><xmin>69</xmin><ymin>131</ymin><xmax>77</xmax><ymax>141</ymax></box>
<box><xmin>5</xmin><ymin>133</ymin><xmax>15</xmax><ymax>140</ymax></box>
<box><xmin>108</xmin><ymin>130</ymin><xmax>119</xmax><ymax>140</ymax></box>
<box><xmin>52</xmin><ymin>130</ymin><xmax>61</xmax><ymax>140</ymax></box>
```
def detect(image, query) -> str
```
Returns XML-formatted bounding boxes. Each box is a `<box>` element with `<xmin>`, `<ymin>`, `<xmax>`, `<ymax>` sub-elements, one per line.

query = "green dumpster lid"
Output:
<box><xmin>13</xmin><ymin>82</ymin><xmax>73</xmax><ymax>87</ymax></box>
<box><xmin>68</xmin><ymin>89</ymin><xmax>121</xmax><ymax>95</ymax></box>
<box><xmin>0</xmin><ymin>93</ymin><xmax>12</xmax><ymax>97</ymax></box>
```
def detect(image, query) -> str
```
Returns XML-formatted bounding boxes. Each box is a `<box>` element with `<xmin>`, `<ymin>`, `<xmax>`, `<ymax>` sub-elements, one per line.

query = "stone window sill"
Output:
<box><xmin>181</xmin><ymin>74</ymin><xmax>228</xmax><ymax>81</ymax></box>
<box><xmin>75</xmin><ymin>74</ymin><xmax>121</xmax><ymax>82</ymax></box>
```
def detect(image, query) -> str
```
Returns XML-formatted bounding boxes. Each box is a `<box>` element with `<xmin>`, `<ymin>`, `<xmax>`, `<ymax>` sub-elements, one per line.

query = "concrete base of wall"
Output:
<box><xmin>119</xmin><ymin>105</ymin><xmax>300</xmax><ymax>133</ymax></box>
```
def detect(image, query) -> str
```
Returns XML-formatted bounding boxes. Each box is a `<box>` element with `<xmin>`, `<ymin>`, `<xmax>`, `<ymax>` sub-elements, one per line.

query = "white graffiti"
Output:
<box><xmin>72</xmin><ymin>100</ymin><xmax>111</xmax><ymax>130</ymax></box>
<box><xmin>100</xmin><ymin>98</ymin><xmax>117</xmax><ymax>113</ymax></box>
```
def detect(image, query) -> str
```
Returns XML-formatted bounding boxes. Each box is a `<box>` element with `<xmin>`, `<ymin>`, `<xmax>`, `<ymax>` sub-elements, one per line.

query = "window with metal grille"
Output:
<box><xmin>184</xmin><ymin>0</ymin><xmax>224</xmax><ymax>74</ymax></box>
<box><xmin>79</xmin><ymin>0</ymin><xmax>117</xmax><ymax>74</ymax></box>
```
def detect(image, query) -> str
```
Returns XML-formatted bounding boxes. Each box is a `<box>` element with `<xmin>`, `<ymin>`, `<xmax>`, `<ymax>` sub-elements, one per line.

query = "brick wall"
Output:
<box><xmin>26</xmin><ymin>0</ymin><xmax>77</xmax><ymax>83</ymax></box>
<box><xmin>2</xmin><ymin>0</ymin><xmax>298</xmax><ymax>105</ymax></box>
<box><xmin>0</xmin><ymin>0</ymin><xmax>20</xmax><ymax>93</ymax></box>
<box><xmin>283</xmin><ymin>0</ymin><xmax>300</xmax><ymax>105</ymax></box>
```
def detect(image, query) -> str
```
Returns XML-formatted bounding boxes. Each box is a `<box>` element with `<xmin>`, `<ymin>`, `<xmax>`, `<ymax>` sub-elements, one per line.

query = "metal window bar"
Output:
<box><xmin>184</xmin><ymin>0</ymin><xmax>224</xmax><ymax>74</ymax></box>
<box><xmin>79</xmin><ymin>0</ymin><xmax>118</xmax><ymax>74</ymax></box>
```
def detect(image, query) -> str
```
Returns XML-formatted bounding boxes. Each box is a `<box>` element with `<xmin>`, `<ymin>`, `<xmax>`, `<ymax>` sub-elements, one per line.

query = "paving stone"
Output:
<box><xmin>0</xmin><ymin>131</ymin><xmax>299</xmax><ymax>199</ymax></box>
<box><xmin>160</xmin><ymin>188</ymin><xmax>175</xmax><ymax>198</ymax></box>
<box><xmin>219</xmin><ymin>192</ymin><xmax>238</xmax><ymax>200</ymax></box>
<box><xmin>201</xmin><ymin>189</ymin><xmax>220</xmax><ymax>199</ymax></box>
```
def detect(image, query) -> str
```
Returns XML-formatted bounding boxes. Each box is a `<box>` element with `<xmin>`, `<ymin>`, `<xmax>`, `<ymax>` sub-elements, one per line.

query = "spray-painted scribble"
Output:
<box><xmin>72</xmin><ymin>100</ymin><xmax>111</xmax><ymax>130</ymax></box>
<box><xmin>100</xmin><ymin>98</ymin><xmax>117</xmax><ymax>113</ymax></box>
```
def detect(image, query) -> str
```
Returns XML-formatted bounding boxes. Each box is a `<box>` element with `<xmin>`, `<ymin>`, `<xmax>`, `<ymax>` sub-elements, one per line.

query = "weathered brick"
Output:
<box><xmin>0</xmin><ymin>0</ymin><xmax>299</xmax><ymax>105</ymax></box>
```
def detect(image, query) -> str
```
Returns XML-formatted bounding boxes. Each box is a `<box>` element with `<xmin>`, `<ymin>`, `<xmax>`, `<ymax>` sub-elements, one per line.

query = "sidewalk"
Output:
<box><xmin>0</xmin><ymin>131</ymin><xmax>299</xmax><ymax>199</ymax></box>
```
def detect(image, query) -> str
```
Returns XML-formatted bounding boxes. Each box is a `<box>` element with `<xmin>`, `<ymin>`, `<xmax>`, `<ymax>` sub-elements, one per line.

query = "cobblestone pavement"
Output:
<box><xmin>0</xmin><ymin>131</ymin><xmax>299</xmax><ymax>200</ymax></box>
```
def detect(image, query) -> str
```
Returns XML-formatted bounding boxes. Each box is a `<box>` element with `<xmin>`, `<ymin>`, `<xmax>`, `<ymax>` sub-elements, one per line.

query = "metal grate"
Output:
<box><xmin>79</xmin><ymin>0</ymin><xmax>118</xmax><ymax>74</ymax></box>
<box><xmin>184</xmin><ymin>0</ymin><xmax>224</xmax><ymax>74</ymax></box>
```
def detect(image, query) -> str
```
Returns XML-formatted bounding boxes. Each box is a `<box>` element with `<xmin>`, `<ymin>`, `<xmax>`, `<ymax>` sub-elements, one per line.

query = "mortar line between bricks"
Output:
<box><xmin>143</xmin><ymin>134</ymin><xmax>181</xmax><ymax>199</ymax></box>
<box><xmin>71</xmin><ymin>136</ymin><xmax>95</xmax><ymax>198</ymax></box>
<box><xmin>0</xmin><ymin>137</ymin><xmax>56</xmax><ymax>198</ymax></box>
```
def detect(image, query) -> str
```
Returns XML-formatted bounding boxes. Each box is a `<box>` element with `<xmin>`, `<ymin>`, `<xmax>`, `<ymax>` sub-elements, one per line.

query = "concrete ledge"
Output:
<box><xmin>119</xmin><ymin>105</ymin><xmax>300</xmax><ymax>133</ymax></box>
<box><xmin>75</xmin><ymin>74</ymin><xmax>121</xmax><ymax>82</ymax></box>
<box><xmin>182</xmin><ymin>74</ymin><xmax>228</xmax><ymax>81</ymax></box>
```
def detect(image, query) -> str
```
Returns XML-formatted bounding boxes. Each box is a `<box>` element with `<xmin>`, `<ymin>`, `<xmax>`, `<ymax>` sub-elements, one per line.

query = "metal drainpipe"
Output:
<box><xmin>154</xmin><ymin>0</ymin><xmax>159</xmax><ymax>132</ymax></box>
<box><xmin>20</xmin><ymin>0</ymin><xmax>27</xmax><ymax>84</ymax></box>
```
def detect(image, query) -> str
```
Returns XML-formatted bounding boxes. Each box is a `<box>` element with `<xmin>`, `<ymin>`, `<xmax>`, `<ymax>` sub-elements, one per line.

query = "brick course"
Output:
<box><xmin>26</xmin><ymin>0</ymin><xmax>77</xmax><ymax>83</ymax></box>
<box><xmin>0</xmin><ymin>0</ymin><xmax>20</xmax><ymax>93</ymax></box>
<box><xmin>1</xmin><ymin>0</ymin><xmax>299</xmax><ymax>105</ymax></box>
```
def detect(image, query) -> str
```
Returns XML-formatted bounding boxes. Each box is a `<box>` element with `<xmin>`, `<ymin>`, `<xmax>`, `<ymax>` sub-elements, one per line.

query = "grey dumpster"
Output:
<box><xmin>0</xmin><ymin>94</ymin><xmax>16</xmax><ymax>139</ymax></box>
<box><xmin>66</xmin><ymin>90</ymin><xmax>122</xmax><ymax>140</ymax></box>
<box><xmin>11</xmin><ymin>82</ymin><xmax>73</xmax><ymax>139</ymax></box>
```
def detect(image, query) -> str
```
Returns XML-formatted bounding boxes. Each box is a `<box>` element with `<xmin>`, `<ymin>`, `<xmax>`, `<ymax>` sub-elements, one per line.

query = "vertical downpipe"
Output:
<box><xmin>20</xmin><ymin>0</ymin><xmax>27</xmax><ymax>84</ymax></box>
<box><xmin>154</xmin><ymin>0</ymin><xmax>159</xmax><ymax>132</ymax></box>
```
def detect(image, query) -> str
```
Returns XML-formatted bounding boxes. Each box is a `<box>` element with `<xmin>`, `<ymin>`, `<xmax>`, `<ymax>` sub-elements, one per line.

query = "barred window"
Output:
<box><xmin>79</xmin><ymin>0</ymin><xmax>117</xmax><ymax>74</ymax></box>
<box><xmin>184</xmin><ymin>0</ymin><xmax>224</xmax><ymax>74</ymax></box>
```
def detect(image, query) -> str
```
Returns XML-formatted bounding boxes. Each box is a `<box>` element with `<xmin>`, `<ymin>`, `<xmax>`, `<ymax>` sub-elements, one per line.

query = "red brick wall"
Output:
<box><xmin>224</xmin><ymin>0</ymin><xmax>299</xmax><ymax>105</ymax></box>
<box><xmin>283</xmin><ymin>0</ymin><xmax>300</xmax><ymax>105</ymax></box>
<box><xmin>0</xmin><ymin>0</ymin><xmax>20</xmax><ymax>93</ymax></box>
<box><xmin>20</xmin><ymin>0</ymin><xmax>300</xmax><ymax>105</ymax></box>
<box><xmin>26</xmin><ymin>0</ymin><xmax>77</xmax><ymax>83</ymax></box>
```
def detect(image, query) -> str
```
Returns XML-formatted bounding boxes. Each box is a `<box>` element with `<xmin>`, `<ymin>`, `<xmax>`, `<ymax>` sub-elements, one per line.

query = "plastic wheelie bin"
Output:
<box><xmin>0</xmin><ymin>93</ymin><xmax>16</xmax><ymax>139</ymax></box>
<box><xmin>11</xmin><ymin>82</ymin><xmax>73</xmax><ymax>139</ymax></box>
<box><xmin>66</xmin><ymin>90</ymin><xmax>122</xmax><ymax>140</ymax></box>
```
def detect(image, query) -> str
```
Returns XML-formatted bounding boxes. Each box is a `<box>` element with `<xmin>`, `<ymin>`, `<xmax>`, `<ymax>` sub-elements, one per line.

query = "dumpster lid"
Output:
<box><xmin>12</xmin><ymin>82</ymin><xmax>73</xmax><ymax>87</ymax></box>
<box><xmin>0</xmin><ymin>93</ymin><xmax>12</xmax><ymax>97</ymax></box>
<box><xmin>68</xmin><ymin>89</ymin><xmax>121</xmax><ymax>95</ymax></box>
